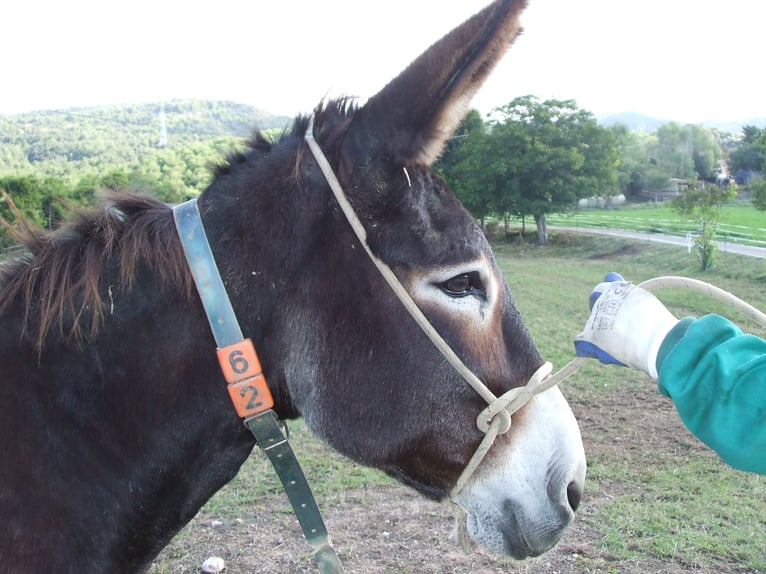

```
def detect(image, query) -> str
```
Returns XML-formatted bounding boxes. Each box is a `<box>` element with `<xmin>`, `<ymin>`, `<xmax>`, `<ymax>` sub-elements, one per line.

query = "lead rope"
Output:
<box><xmin>305</xmin><ymin>117</ymin><xmax>766</xmax><ymax>555</ymax></box>
<box><xmin>455</xmin><ymin>276</ymin><xmax>766</xmax><ymax>550</ymax></box>
<box><xmin>637</xmin><ymin>276</ymin><xmax>766</xmax><ymax>326</ymax></box>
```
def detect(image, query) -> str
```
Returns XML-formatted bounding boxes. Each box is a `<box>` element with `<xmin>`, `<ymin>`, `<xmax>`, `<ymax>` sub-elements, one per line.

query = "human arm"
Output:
<box><xmin>657</xmin><ymin>314</ymin><xmax>766</xmax><ymax>474</ymax></box>
<box><xmin>574</xmin><ymin>276</ymin><xmax>766</xmax><ymax>474</ymax></box>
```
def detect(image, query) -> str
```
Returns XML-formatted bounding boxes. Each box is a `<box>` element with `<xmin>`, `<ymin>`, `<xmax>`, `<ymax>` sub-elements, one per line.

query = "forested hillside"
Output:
<box><xmin>0</xmin><ymin>99</ymin><xmax>291</xmax><ymax>177</ymax></box>
<box><xmin>0</xmin><ymin>100</ymin><xmax>292</xmax><ymax>240</ymax></box>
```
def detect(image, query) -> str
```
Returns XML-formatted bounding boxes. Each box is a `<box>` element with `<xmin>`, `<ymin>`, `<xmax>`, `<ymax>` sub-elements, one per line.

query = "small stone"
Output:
<box><xmin>201</xmin><ymin>556</ymin><xmax>225</xmax><ymax>573</ymax></box>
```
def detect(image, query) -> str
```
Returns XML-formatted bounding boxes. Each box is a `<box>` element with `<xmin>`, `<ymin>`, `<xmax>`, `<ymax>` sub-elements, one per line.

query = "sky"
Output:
<box><xmin>2</xmin><ymin>0</ymin><xmax>764</xmax><ymax>124</ymax></box>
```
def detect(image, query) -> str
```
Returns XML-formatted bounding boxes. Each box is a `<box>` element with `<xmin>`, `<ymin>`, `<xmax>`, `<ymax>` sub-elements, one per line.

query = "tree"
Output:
<box><xmin>730</xmin><ymin>125</ymin><xmax>766</xmax><ymax>178</ymax></box>
<box><xmin>434</xmin><ymin>109</ymin><xmax>495</xmax><ymax>227</ymax></box>
<box><xmin>672</xmin><ymin>180</ymin><xmax>736</xmax><ymax>271</ymax></box>
<box><xmin>752</xmin><ymin>177</ymin><xmax>766</xmax><ymax>211</ymax></box>
<box><xmin>485</xmin><ymin>97</ymin><xmax>619</xmax><ymax>245</ymax></box>
<box><xmin>649</xmin><ymin>122</ymin><xmax>723</xmax><ymax>182</ymax></box>
<box><xmin>741</xmin><ymin>125</ymin><xmax>764</xmax><ymax>144</ymax></box>
<box><xmin>0</xmin><ymin>174</ymin><xmax>69</xmax><ymax>230</ymax></box>
<box><xmin>607</xmin><ymin>122</ymin><xmax>725</xmax><ymax>199</ymax></box>
<box><xmin>610</xmin><ymin>124</ymin><xmax>648</xmax><ymax>199</ymax></box>
<box><xmin>730</xmin><ymin>143</ymin><xmax>766</xmax><ymax>174</ymax></box>
<box><xmin>688</xmin><ymin>125</ymin><xmax>722</xmax><ymax>181</ymax></box>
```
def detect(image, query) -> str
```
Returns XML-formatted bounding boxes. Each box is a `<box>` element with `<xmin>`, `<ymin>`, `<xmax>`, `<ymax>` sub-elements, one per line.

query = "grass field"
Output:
<box><xmin>547</xmin><ymin>203</ymin><xmax>766</xmax><ymax>248</ymax></box>
<box><xmin>152</xmin><ymin>232</ymin><xmax>765</xmax><ymax>573</ymax></box>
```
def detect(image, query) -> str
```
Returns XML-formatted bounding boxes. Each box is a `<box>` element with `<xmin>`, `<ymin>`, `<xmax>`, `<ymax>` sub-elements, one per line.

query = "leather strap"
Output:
<box><xmin>245</xmin><ymin>411</ymin><xmax>343</xmax><ymax>573</ymax></box>
<box><xmin>173</xmin><ymin>198</ymin><xmax>343</xmax><ymax>573</ymax></box>
<box><xmin>173</xmin><ymin>198</ymin><xmax>244</xmax><ymax>346</ymax></box>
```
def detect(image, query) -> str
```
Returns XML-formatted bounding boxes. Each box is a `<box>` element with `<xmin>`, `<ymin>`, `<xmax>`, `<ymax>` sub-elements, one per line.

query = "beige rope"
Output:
<box><xmin>304</xmin><ymin>116</ymin><xmax>766</xmax><ymax>516</ymax></box>
<box><xmin>638</xmin><ymin>276</ymin><xmax>766</xmax><ymax>327</ymax></box>
<box><xmin>305</xmin><ymin>119</ymin><xmax>498</xmax><ymax>407</ymax></box>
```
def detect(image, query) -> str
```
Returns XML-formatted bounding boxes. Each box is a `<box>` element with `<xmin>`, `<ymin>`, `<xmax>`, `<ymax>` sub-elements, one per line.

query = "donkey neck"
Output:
<box><xmin>193</xmin><ymin>138</ymin><xmax>335</xmax><ymax>418</ymax></box>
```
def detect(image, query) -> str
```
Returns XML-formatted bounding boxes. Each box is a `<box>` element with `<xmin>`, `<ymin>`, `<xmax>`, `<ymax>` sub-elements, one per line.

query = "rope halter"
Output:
<box><xmin>304</xmin><ymin>117</ymin><xmax>579</xmax><ymax>498</ymax></box>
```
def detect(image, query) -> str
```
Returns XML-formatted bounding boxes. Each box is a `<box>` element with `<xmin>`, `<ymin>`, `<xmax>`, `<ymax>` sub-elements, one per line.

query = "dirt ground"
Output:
<box><xmin>153</xmin><ymin>382</ymin><xmax>759</xmax><ymax>574</ymax></box>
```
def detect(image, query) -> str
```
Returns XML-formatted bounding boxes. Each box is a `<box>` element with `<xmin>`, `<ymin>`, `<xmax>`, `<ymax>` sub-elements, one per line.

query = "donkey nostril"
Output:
<box><xmin>566</xmin><ymin>480</ymin><xmax>583</xmax><ymax>512</ymax></box>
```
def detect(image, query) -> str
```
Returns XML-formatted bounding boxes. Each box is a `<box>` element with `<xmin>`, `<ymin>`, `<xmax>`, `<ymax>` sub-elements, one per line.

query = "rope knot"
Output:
<box><xmin>476</xmin><ymin>362</ymin><xmax>554</xmax><ymax>433</ymax></box>
<box><xmin>451</xmin><ymin>362</ymin><xmax>557</xmax><ymax>498</ymax></box>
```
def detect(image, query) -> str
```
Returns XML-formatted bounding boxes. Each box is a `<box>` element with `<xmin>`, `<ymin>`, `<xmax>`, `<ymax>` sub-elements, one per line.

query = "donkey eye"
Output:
<box><xmin>440</xmin><ymin>272</ymin><xmax>483</xmax><ymax>298</ymax></box>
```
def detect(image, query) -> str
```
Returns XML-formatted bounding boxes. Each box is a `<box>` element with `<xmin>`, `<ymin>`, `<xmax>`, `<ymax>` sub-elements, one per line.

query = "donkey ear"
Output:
<box><xmin>346</xmin><ymin>0</ymin><xmax>527</xmax><ymax>166</ymax></box>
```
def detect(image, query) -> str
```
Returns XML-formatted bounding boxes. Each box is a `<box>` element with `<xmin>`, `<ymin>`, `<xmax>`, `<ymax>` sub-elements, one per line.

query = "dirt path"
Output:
<box><xmin>551</xmin><ymin>226</ymin><xmax>766</xmax><ymax>259</ymax></box>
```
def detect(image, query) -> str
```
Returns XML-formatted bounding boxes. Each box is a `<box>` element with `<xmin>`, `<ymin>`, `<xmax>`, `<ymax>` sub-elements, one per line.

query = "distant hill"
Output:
<box><xmin>597</xmin><ymin>111</ymin><xmax>668</xmax><ymax>132</ymax></box>
<box><xmin>0</xmin><ymin>99</ymin><xmax>293</xmax><ymax>174</ymax></box>
<box><xmin>701</xmin><ymin>117</ymin><xmax>766</xmax><ymax>134</ymax></box>
<box><xmin>0</xmin><ymin>99</ymin><xmax>297</xmax><ymax>201</ymax></box>
<box><xmin>597</xmin><ymin>111</ymin><xmax>766</xmax><ymax>134</ymax></box>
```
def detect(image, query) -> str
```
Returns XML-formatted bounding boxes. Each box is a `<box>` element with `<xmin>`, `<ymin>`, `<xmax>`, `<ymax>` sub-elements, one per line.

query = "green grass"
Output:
<box><xmin>200</xmin><ymin>421</ymin><xmax>396</xmax><ymax>519</ymax></box>
<box><xmin>546</xmin><ymin>203</ymin><xmax>766</xmax><ymax>247</ymax></box>
<box><xmin>494</xmin><ymin>231</ymin><xmax>766</xmax><ymax>352</ymax></box>
<box><xmin>596</xmin><ymin>463</ymin><xmax>764</xmax><ymax>566</ymax></box>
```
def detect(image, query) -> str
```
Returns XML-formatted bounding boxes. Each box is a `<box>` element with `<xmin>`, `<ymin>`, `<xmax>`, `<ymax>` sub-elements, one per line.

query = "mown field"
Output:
<box><xmin>152</xmin><ymin>232</ymin><xmax>765</xmax><ymax>573</ymax></box>
<box><xmin>547</xmin><ymin>204</ymin><xmax>766</xmax><ymax>248</ymax></box>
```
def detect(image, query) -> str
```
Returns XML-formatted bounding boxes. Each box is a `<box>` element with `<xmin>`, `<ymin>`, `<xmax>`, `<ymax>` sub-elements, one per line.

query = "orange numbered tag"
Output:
<box><xmin>217</xmin><ymin>339</ymin><xmax>274</xmax><ymax>417</ymax></box>
<box><xmin>217</xmin><ymin>339</ymin><xmax>263</xmax><ymax>383</ymax></box>
<box><xmin>227</xmin><ymin>375</ymin><xmax>274</xmax><ymax>417</ymax></box>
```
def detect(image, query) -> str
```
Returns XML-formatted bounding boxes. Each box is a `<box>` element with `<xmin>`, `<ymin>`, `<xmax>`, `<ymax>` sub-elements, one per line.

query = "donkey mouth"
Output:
<box><xmin>501</xmin><ymin>510</ymin><xmax>570</xmax><ymax>558</ymax></box>
<box><xmin>499</xmin><ymin>512</ymin><xmax>538</xmax><ymax>558</ymax></box>
<box><xmin>464</xmin><ymin>503</ymin><xmax>573</xmax><ymax>559</ymax></box>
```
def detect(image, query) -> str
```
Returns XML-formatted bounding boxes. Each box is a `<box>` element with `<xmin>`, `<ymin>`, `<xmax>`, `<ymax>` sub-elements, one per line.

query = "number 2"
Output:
<box><xmin>239</xmin><ymin>385</ymin><xmax>262</xmax><ymax>410</ymax></box>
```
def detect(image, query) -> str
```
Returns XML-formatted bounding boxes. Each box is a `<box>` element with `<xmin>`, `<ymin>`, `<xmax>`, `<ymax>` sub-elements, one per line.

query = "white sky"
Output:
<box><xmin>2</xmin><ymin>0</ymin><xmax>763</xmax><ymax>123</ymax></box>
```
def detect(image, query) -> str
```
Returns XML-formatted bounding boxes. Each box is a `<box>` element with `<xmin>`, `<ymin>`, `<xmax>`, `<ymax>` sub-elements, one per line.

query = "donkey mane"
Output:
<box><xmin>0</xmin><ymin>98</ymin><xmax>361</xmax><ymax>350</ymax></box>
<box><xmin>0</xmin><ymin>192</ymin><xmax>191</xmax><ymax>348</ymax></box>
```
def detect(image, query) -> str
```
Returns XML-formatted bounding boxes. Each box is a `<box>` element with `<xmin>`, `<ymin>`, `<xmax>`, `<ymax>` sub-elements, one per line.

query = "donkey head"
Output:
<box><xmin>277</xmin><ymin>0</ymin><xmax>587</xmax><ymax>559</ymax></box>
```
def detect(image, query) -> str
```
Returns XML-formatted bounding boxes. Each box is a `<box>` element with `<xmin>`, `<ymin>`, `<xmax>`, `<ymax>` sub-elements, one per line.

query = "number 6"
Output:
<box><xmin>228</xmin><ymin>349</ymin><xmax>249</xmax><ymax>375</ymax></box>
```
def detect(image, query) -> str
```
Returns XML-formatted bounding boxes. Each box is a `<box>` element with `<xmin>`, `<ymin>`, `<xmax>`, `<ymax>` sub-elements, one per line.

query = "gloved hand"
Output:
<box><xmin>574</xmin><ymin>273</ymin><xmax>679</xmax><ymax>379</ymax></box>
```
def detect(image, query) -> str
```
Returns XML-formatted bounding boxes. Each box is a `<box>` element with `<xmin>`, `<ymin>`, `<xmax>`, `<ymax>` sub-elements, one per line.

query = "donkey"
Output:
<box><xmin>0</xmin><ymin>1</ymin><xmax>586</xmax><ymax>572</ymax></box>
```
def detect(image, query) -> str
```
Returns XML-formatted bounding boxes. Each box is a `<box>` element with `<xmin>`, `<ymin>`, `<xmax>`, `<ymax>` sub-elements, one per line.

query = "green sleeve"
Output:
<box><xmin>656</xmin><ymin>314</ymin><xmax>766</xmax><ymax>474</ymax></box>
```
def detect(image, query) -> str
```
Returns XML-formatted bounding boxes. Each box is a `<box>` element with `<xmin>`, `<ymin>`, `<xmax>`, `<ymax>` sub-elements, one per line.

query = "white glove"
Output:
<box><xmin>574</xmin><ymin>277</ymin><xmax>679</xmax><ymax>379</ymax></box>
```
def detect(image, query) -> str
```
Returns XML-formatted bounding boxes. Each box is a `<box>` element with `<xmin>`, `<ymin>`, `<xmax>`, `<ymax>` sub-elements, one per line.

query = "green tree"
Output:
<box><xmin>672</xmin><ymin>181</ymin><xmax>736</xmax><ymax>270</ymax></box>
<box><xmin>610</xmin><ymin>122</ymin><xmax>724</xmax><ymax>198</ymax></box>
<box><xmin>730</xmin><ymin>125</ymin><xmax>766</xmax><ymax>176</ymax></box>
<box><xmin>651</xmin><ymin>123</ymin><xmax>696</xmax><ymax>180</ymax></box>
<box><xmin>731</xmin><ymin>143</ymin><xmax>766</xmax><ymax>174</ymax></box>
<box><xmin>0</xmin><ymin>174</ymin><xmax>70</xmax><ymax>229</ymax></box>
<box><xmin>688</xmin><ymin>125</ymin><xmax>722</xmax><ymax>181</ymax></box>
<box><xmin>751</xmin><ymin>177</ymin><xmax>766</xmax><ymax>211</ymax></box>
<box><xmin>434</xmin><ymin>109</ymin><xmax>495</xmax><ymax>227</ymax></box>
<box><xmin>485</xmin><ymin>97</ymin><xmax>619</xmax><ymax>245</ymax></box>
<box><xmin>610</xmin><ymin>124</ymin><xmax>647</xmax><ymax>198</ymax></box>
<box><xmin>741</xmin><ymin>125</ymin><xmax>764</xmax><ymax>143</ymax></box>
<box><xmin>69</xmin><ymin>170</ymin><xmax>132</xmax><ymax>205</ymax></box>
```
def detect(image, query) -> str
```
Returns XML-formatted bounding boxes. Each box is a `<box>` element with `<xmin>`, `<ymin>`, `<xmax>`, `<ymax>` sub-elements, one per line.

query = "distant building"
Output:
<box><xmin>735</xmin><ymin>170</ymin><xmax>762</xmax><ymax>185</ymax></box>
<box><xmin>639</xmin><ymin>178</ymin><xmax>689</xmax><ymax>202</ymax></box>
<box><xmin>577</xmin><ymin>194</ymin><xmax>626</xmax><ymax>209</ymax></box>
